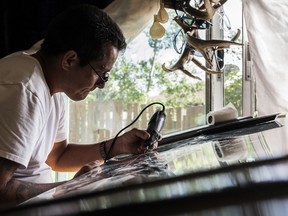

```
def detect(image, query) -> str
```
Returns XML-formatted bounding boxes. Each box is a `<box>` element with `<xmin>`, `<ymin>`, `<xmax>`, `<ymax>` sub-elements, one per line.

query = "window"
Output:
<box><xmin>56</xmin><ymin>1</ymin><xmax>246</xmax><ymax>181</ymax></box>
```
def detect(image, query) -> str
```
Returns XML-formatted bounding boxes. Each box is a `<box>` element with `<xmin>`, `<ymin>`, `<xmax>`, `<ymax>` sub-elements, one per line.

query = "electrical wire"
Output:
<box><xmin>105</xmin><ymin>102</ymin><xmax>165</xmax><ymax>163</ymax></box>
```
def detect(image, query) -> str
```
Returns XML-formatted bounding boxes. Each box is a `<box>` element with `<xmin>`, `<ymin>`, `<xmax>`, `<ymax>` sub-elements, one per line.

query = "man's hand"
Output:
<box><xmin>73</xmin><ymin>161</ymin><xmax>100</xmax><ymax>179</ymax></box>
<box><xmin>106</xmin><ymin>128</ymin><xmax>160</xmax><ymax>159</ymax></box>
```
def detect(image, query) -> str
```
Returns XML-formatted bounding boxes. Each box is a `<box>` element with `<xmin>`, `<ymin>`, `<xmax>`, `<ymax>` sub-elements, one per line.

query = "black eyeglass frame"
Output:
<box><xmin>88</xmin><ymin>62</ymin><xmax>109</xmax><ymax>83</ymax></box>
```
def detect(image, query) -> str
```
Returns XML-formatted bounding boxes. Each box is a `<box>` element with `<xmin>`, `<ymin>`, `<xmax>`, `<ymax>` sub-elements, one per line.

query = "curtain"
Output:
<box><xmin>243</xmin><ymin>1</ymin><xmax>288</xmax><ymax>154</ymax></box>
<box><xmin>104</xmin><ymin>0</ymin><xmax>160</xmax><ymax>43</ymax></box>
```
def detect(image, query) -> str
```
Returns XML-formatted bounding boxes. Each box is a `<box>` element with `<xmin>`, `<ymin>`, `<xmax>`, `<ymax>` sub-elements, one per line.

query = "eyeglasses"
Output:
<box><xmin>88</xmin><ymin>62</ymin><xmax>109</xmax><ymax>83</ymax></box>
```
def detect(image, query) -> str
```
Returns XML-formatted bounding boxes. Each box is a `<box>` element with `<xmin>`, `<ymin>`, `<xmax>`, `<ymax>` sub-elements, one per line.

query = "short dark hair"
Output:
<box><xmin>41</xmin><ymin>4</ymin><xmax>126</xmax><ymax>66</ymax></box>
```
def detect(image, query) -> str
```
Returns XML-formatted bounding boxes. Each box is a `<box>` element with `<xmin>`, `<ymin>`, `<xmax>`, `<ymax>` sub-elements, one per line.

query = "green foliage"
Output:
<box><xmin>87</xmin><ymin>9</ymin><xmax>205</xmax><ymax>107</ymax></box>
<box><xmin>224</xmin><ymin>64</ymin><xmax>242</xmax><ymax>115</ymax></box>
<box><xmin>161</xmin><ymin>78</ymin><xmax>204</xmax><ymax>107</ymax></box>
<box><xmin>103</xmin><ymin>59</ymin><xmax>148</xmax><ymax>104</ymax></box>
<box><xmin>86</xmin><ymin>8</ymin><xmax>241</xmax><ymax>113</ymax></box>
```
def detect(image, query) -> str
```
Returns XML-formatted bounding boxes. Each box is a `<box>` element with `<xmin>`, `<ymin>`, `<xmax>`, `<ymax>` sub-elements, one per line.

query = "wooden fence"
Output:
<box><xmin>68</xmin><ymin>101</ymin><xmax>205</xmax><ymax>143</ymax></box>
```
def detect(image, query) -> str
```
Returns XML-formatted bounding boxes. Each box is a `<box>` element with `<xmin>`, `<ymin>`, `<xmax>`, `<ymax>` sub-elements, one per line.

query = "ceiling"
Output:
<box><xmin>0</xmin><ymin>0</ymin><xmax>114</xmax><ymax>58</ymax></box>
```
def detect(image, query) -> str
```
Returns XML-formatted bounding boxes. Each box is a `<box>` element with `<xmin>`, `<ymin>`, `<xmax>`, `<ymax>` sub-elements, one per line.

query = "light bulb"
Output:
<box><xmin>149</xmin><ymin>15</ymin><xmax>165</xmax><ymax>39</ymax></box>
<box><xmin>157</xmin><ymin>2</ymin><xmax>169</xmax><ymax>23</ymax></box>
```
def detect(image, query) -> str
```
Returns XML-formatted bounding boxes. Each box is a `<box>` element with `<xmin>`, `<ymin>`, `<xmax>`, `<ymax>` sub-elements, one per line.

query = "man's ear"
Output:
<box><xmin>62</xmin><ymin>50</ymin><xmax>78</xmax><ymax>70</ymax></box>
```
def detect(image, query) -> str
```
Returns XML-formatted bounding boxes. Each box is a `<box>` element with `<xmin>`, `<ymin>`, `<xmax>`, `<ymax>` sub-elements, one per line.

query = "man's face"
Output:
<box><xmin>64</xmin><ymin>45</ymin><xmax>118</xmax><ymax>101</ymax></box>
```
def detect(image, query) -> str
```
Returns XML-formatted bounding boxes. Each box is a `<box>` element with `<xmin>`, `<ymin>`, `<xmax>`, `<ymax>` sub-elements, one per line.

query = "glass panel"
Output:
<box><xmin>29</xmin><ymin>117</ymin><xmax>283</xmax><ymax>214</ymax></box>
<box><xmin>221</xmin><ymin>0</ymin><xmax>244</xmax><ymax>116</ymax></box>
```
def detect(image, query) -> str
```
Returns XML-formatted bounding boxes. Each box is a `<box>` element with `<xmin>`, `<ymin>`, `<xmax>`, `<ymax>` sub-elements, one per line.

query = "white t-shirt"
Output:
<box><xmin>0</xmin><ymin>51</ymin><xmax>67</xmax><ymax>183</ymax></box>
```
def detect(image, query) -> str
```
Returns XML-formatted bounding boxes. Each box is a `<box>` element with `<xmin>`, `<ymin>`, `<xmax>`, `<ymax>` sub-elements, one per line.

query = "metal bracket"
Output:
<box><xmin>245</xmin><ymin>42</ymin><xmax>252</xmax><ymax>81</ymax></box>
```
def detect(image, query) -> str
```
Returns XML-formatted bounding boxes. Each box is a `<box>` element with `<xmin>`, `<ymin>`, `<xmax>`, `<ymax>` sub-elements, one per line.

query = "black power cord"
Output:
<box><xmin>104</xmin><ymin>102</ymin><xmax>165</xmax><ymax>163</ymax></box>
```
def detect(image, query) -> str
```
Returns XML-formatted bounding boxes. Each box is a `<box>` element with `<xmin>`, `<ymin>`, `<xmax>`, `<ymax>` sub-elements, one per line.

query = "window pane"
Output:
<box><xmin>68</xmin><ymin>9</ymin><xmax>207</xmax><ymax>144</ymax></box>
<box><xmin>222</xmin><ymin>0</ymin><xmax>243</xmax><ymax>116</ymax></box>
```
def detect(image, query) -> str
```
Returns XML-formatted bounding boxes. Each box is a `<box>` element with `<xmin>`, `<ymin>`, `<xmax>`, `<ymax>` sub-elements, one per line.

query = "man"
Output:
<box><xmin>0</xmin><ymin>4</ymin><xmax>155</xmax><ymax>207</ymax></box>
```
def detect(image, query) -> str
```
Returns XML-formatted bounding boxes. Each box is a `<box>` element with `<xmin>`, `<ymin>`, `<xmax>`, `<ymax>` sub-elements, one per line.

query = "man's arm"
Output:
<box><xmin>46</xmin><ymin>128</ymin><xmax>151</xmax><ymax>172</ymax></box>
<box><xmin>46</xmin><ymin>140</ymin><xmax>104</xmax><ymax>172</ymax></box>
<box><xmin>0</xmin><ymin>157</ymin><xmax>64</xmax><ymax>207</ymax></box>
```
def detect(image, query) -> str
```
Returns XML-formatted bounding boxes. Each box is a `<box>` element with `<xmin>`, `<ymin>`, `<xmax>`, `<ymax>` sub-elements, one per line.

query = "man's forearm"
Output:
<box><xmin>0</xmin><ymin>178</ymin><xmax>65</xmax><ymax>207</ymax></box>
<box><xmin>50</xmin><ymin>143</ymin><xmax>104</xmax><ymax>172</ymax></box>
